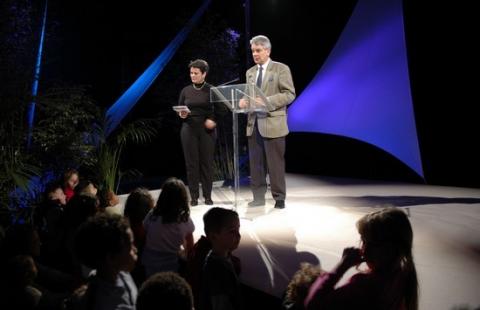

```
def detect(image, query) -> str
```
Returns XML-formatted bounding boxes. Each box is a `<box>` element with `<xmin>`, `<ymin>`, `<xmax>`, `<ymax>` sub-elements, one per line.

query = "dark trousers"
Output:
<box><xmin>247</xmin><ymin>124</ymin><xmax>286</xmax><ymax>201</ymax></box>
<box><xmin>181</xmin><ymin>120</ymin><xmax>216</xmax><ymax>200</ymax></box>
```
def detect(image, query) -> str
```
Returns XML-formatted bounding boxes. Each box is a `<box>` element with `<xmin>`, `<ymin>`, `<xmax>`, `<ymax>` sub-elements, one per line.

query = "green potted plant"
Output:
<box><xmin>88</xmin><ymin>116</ymin><xmax>158</xmax><ymax>208</ymax></box>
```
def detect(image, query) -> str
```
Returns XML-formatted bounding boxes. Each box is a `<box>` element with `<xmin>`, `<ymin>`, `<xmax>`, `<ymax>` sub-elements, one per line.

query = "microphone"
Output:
<box><xmin>218</xmin><ymin>78</ymin><xmax>240</xmax><ymax>87</ymax></box>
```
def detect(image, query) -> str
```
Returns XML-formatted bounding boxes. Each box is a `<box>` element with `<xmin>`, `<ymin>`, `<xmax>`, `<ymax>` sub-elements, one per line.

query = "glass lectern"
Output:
<box><xmin>210</xmin><ymin>84</ymin><xmax>273</xmax><ymax>207</ymax></box>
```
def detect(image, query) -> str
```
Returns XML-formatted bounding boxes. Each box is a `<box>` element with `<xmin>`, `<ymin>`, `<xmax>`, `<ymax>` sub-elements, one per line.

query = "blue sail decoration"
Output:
<box><xmin>27</xmin><ymin>0</ymin><xmax>48</xmax><ymax>148</ymax></box>
<box><xmin>288</xmin><ymin>0</ymin><xmax>423</xmax><ymax>178</ymax></box>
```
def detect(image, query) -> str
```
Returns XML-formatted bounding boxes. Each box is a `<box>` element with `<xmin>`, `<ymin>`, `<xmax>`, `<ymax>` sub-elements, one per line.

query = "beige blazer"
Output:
<box><xmin>245</xmin><ymin>60</ymin><xmax>296</xmax><ymax>138</ymax></box>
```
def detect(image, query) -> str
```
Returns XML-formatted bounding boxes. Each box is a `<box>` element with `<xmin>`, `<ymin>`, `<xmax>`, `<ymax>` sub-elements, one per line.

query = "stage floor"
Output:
<box><xmin>115</xmin><ymin>173</ymin><xmax>480</xmax><ymax>310</ymax></box>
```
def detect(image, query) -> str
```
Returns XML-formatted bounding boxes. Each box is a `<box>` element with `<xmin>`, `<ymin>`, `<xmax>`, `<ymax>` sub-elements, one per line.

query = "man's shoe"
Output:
<box><xmin>274</xmin><ymin>200</ymin><xmax>285</xmax><ymax>209</ymax></box>
<box><xmin>190</xmin><ymin>199</ymin><xmax>198</xmax><ymax>206</ymax></box>
<box><xmin>248</xmin><ymin>199</ymin><xmax>265</xmax><ymax>207</ymax></box>
<box><xmin>205</xmin><ymin>198</ymin><xmax>213</xmax><ymax>205</ymax></box>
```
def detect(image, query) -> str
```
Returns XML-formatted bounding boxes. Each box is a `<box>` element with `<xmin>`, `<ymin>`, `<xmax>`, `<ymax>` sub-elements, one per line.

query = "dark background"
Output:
<box><xmin>41</xmin><ymin>0</ymin><xmax>479</xmax><ymax>188</ymax></box>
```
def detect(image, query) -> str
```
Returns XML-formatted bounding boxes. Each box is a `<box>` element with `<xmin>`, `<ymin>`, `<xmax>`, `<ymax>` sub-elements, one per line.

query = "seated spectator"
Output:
<box><xmin>74</xmin><ymin>179</ymin><xmax>98</xmax><ymax>196</ymax></box>
<box><xmin>46</xmin><ymin>182</ymin><xmax>68</xmax><ymax>205</ymax></box>
<box><xmin>0</xmin><ymin>225</ymin><xmax>4</xmax><ymax>253</ymax></box>
<box><xmin>283</xmin><ymin>263</ymin><xmax>323</xmax><ymax>310</ymax></box>
<box><xmin>187</xmin><ymin>234</ymin><xmax>212</xmax><ymax>305</ymax></box>
<box><xmin>137</xmin><ymin>272</ymin><xmax>194</xmax><ymax>310</ymax></box>
<box><xmin>124</xmin><ymin>187</ymin><xmax>154</xmax><ymax>285</ymax></box>
<box><xmin>2</xmin><ymin>224</ymin><xmax>77</xmax><ymax>308</ymax></box>
<box><xmin>305</xmin><ymin>208</ymin><xmax>419</xmax><ymax>310</ymax></box>
<box><xmin>142</xmin><ymin>177</ymin><xmax>195</xmax><ymax>277</ymax></box>
<box><xmin>60</xmin><ymin>193</ymin><xmax>100</xmax><ymax>276</ymax></box>
<box><xmin>73</xmin><ymin>213</ymin><xmax>138</xmax><ymax>310</ymax></box>
<box><xmin>124</xmin><ymin>187</ymin><xmax>154</xmax><ymax>256</ymax></box>
<box><xmin>200</xmin><ymin>207</ymin><xmax>242</xmax><ymax>310</ymax></box>
<box><xmin>35</xmin><ymin>182</ymin><xmax>67</xmax><ymax>266</ymax></box>
<box><xmin>0</xmin><ymin>255</ymin><xmax>43</xmax><ymax>310</ymax></box>
<box><xmin>63</xmin><ymin>169</ymin><xmax>79</xmax><ymax>203</ymax></box>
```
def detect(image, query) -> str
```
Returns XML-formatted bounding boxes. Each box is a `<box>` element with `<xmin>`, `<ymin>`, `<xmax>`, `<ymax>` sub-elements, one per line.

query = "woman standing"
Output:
<box><xmin>177</xmin><ymin>59</ymin><xmax>216</xmax><ymax>206</ymax></box>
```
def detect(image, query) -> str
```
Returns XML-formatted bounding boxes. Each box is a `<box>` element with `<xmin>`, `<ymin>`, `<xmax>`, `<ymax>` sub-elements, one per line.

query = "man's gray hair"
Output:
<box><xmin>250</xmin><ymin>35</ymin><xmax>271</xmax><ymax>50</ymax></box>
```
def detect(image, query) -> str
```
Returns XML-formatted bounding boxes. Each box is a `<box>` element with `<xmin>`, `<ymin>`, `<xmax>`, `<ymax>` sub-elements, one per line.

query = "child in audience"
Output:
<box><xmin>35</xmin><ymin>182</ymin><xmax>67</xmax><ymax>265</ymax></box>
<box><xmin>124</xmin><ymin>187</ymin><xmax>154</xmax><ymax>255</ymax></box>
<box><xmin>63</xmin><ymin>169</ymin><xmax>79</xmax><ymax>202</ymax></box>
<box><xmin>142</xmin><ymin>177</ymin><xmax>195</xmax><ymax>276</ymax></box>
<box><xmin>74</xmin><ymin>179</ymin><xmax>98</xmax><ymax>196</ymax></box>
<box><xmin>73</xmin><ymin>213</ymin><xmax>138</xmax><ymax>310</ymax></box>
<box><xmin>2</xmin><ymin>224</ymin><xmax>77</xmax><ymax>308</ymax></box>
<box><xmin>124</xmin><ymin>187</ymin><xmax>154</xmax><ymax>285</ymax></box>
<box><xmin>200</xmin><ymin>207</ymin><xmax>242</xmax><ymax>310</ymax></box>
<box><xmin>137</xmin><ymin>272</ymin><xmax>194</xmax><ymax>310</ymax></box>
<box><xmin>283</xmin><ymin>263</ymin><xmax>323</xmax><ymax>310</ymax></box>
<box><xmin>304</xmin><ymin>208</ymin><xmax>419</xmax><ymax>310</ymax></box>
<box><xmin>1</xmin><ymin>255</ymin><xmax>43</xmax><ymax>310</ymax></box>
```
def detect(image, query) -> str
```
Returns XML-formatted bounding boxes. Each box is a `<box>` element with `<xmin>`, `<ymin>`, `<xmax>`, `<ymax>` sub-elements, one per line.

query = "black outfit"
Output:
<box><xmin>200</xmin><ymin>251</ymin><xmax>243</xmax><ymax>310</ymax></box>
<box><xmin>178</xmin><ymin>82</ymin><xmax>216</xmax><ymax>201</ymax></box>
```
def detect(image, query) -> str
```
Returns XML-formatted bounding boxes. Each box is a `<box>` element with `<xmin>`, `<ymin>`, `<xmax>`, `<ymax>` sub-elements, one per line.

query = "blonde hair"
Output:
<box><xmin>285</xmin><ymin>263</ymin><xmax>323</xmax><ymax>307</ymax></box>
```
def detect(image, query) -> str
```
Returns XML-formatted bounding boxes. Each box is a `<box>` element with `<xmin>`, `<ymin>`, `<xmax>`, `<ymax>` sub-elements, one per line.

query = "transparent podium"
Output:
<box><xmin>210</xmin><ymin>84</ymin><xmax>273</xmax><ymax>208</ymax></box>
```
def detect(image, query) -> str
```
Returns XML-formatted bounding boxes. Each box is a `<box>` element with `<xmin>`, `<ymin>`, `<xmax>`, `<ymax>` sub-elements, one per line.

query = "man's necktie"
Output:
<box><xmin>256</xmin><ymin>65</ymin><xmax>263</xmax><ymax>88</ymax></box>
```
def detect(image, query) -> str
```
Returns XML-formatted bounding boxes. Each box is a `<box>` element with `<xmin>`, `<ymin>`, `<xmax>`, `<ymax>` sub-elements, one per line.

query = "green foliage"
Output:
<box><xmin>0</xmin><ymin>85</ymin><xmax>99</xmax><ymax>224</ymax></box>
<box><xmin>32</xmin><ymin>85</ymin><xmax>101</xmax><ymax>172</ymax></box>
<box><xmin>0</xmin><ymin>0</ymin><xmax>38</xmax><ymax>221</ymax></box>
<box><xmin>87</xmin><ymin>118</ymin><xmax>158</xmax><ymax>194</ymax></box>
<box><xmin>0</xmin><ymin>146</ymin><xmax>40</xmax><ymax>224</ymax></box>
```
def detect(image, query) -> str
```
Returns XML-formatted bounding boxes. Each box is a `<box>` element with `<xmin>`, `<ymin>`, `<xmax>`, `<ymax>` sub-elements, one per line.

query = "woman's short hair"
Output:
<box><xmin>188</xmin><ymin>59</ymin><xmax>209</xmax><ymax>73</ymax></box>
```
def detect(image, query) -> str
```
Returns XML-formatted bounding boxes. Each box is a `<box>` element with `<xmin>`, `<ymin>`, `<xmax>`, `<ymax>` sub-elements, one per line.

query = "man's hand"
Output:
<box><xmin>238</xmin><ymin>98</ymin><xmax>249</xmax><ymax>109</ymax></box>
<box><xmin>254</xmin><ymin>96</ymin><xmax>265</xmax><ymax>107</ymax></box>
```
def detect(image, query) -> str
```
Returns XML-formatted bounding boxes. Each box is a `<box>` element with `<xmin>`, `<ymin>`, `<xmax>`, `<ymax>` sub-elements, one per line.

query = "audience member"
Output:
<box><xmin>304</xmin><ymin>208</ymin><xmax>419</xmax><ymax>310</ymax></box>
<box><xmin>74</xmin><ymin>179</ymin><xmax>98</xmax><ymax>196</ymax></box>
<box><xmin>73</xmin><ymin>213</ymin><xmax>138</xmax><ymax>310</ymax></box>
<box><xmin>200</xmin><ymin>207</ymin><xmax>242</xmax><ymax>310</ymax></box>
<box><xmin>283</xmin><ymin>263</ymin><xmax>323</xmax><ymax>310</ymax></box>
<box><xmin>63</xmin><ymin>169</ymin><xmax>79</xmax><ymax>202</ymax></box>
<box><xmin>0</xmin><ymin>255</ymin><xmax>43</xmax><ymax>310</ymax></box>
<box><xmin>142</xmin><ymin>177</ymin><xmax>195</xmax><ymax>277</ymax></box>
<box><xmin>124</xmin><ymin>187</ymin><xmax>155</xmax><ymax>285</ymax></box>
<box><xmin>137</xmin><ymin>272</ymin><xmax>194</xmax><ymax>310</ymax></box>
<box><xmin>2</xmin><ymin>224</ymin><xmax>77</xmax><ymax>308</ymax></box>
<box><xmin>124</xmin><ymin>187</ymin><xmax>154</xmax><ymax>254</ymax></box>
<box><xmin>60</xmin><ymin>193</ymin><xmax>100</xmax><ymax>275</ymax></box>
<box><xmin>35</xmin><ymin>182</ymin><xmax>67</xmax><ymax>266</ymax></box>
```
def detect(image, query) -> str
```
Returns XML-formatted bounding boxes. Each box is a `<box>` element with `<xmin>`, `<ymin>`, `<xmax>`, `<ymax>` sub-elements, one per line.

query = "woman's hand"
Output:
<box><xmin>204</xmin><ymin>118</ymin><xmax>216</xmax><ymax>130</ymax></box>
<box><xmin>179</xmin><ymin>110</ymin><xmax>190</xmax><ymax>118</ymax></box>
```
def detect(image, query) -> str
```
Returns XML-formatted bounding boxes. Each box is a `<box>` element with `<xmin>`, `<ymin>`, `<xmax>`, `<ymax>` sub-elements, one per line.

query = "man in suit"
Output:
<box><xmin>239</xmin><ymin>35</ymin><xmax>296</xmax><ymax>209</ymax></box>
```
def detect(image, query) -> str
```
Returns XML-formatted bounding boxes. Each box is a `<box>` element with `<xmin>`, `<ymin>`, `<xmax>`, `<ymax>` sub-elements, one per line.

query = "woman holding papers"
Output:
<box><xmin>176</xmin><ymin>59</ymin><xmax>216</xmax><ymax>206</ymax></box>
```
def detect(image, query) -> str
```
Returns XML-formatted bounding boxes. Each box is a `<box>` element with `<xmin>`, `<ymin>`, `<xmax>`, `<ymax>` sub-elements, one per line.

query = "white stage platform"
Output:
<box><xmin>115</xmin><ymin>173</ymin><xmax>480</xmax><ymax>310</ymax></box>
